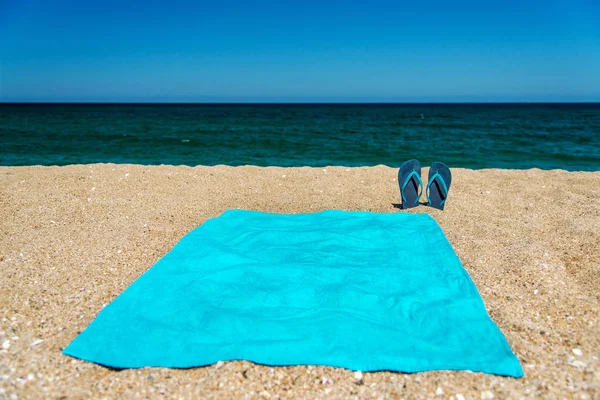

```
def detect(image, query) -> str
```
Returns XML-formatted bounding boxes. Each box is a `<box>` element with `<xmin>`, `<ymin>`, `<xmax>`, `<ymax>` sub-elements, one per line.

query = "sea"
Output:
<box><xmin>1</xmin><ymin>103</ymin><xmax>599</xmax><ymax>171</ymax></box>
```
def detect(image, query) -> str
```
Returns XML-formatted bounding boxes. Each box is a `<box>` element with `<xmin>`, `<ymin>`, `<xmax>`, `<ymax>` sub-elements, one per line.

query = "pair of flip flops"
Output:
<box><xmin>399</xmin><ymin>160</ymin><xmax>452</xmax><ymax>210</ymax></box>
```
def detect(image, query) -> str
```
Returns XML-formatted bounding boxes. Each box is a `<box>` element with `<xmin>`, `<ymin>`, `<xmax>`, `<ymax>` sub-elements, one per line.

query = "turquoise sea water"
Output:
<box><xmin>1</xmin><ymin>103</ymin><xmax>599</xmax><ymax>170</ymax></box>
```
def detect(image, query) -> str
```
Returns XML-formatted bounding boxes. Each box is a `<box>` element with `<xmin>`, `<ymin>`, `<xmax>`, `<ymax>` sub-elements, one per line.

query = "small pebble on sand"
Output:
<box><xmin>481</xmin><ymin>390</ymin><xmax>495</xmax><ymax>399</ymax></box>
<box><xmin>354</xmin><ymin>370</ymin><xmax>363</xmax><ymax>385</ymax></box>
<box><xmin>568</xmin><ymin>360</ymin><xmax>587</xmax><ymax>368</ymax></box>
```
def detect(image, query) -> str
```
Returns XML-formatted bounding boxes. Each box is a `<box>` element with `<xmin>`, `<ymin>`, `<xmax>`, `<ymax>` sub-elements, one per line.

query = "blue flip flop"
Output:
<box><xmin>398</xmin><ymin>159</ymin><xmax>423</xmax><ymax>209</ymax></box>
<box><xmin>426</xmin><ymin>162</ymin><xmax>452</xmax><ymax>210</ymax></box>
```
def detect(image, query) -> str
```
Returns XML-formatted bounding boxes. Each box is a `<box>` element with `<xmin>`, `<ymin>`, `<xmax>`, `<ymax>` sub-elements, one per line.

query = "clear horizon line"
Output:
<box><xmin>2</xmin><ymin>101</ymin><xmax>600</xmax><ymax>105</ymax></box>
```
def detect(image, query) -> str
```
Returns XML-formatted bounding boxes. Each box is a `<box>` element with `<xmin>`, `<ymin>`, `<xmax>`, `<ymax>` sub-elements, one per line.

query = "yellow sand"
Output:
<box><xmin>1</xmin><ymin>165</ymin><xmax>598</xmax><ymax>399</ymax></box>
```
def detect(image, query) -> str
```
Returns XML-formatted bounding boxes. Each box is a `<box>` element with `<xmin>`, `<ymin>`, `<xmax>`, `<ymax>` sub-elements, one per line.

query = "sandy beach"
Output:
<box><xmin>1</xmin><ymin>164</ymin><xmax>598</xmax><ymax>399</ymax></box>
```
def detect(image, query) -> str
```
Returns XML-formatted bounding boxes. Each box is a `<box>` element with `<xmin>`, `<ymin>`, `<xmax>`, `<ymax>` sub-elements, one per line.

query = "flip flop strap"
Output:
<box><xmin>426</xmin><ymin>172</ymin><xmax>449</xmax><ymax>206</ymax></box>
<box><xmin>401</xmin><ymin>170</ymin><xmax>423</xmax><ymax>204</ymax></box>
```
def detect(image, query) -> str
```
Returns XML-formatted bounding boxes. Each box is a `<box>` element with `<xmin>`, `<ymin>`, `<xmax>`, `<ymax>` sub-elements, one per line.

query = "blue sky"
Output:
<box><xmin>1</xmin><ymin>0</ymin><xmax>599</xmax><ymax>102</ymax></box>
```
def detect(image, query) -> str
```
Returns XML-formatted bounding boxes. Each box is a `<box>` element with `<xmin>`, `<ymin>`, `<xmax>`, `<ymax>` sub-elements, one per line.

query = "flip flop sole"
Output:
<box><xmin>398</xmin><ymin>159</ymin><xmax>422</xmax><ymax>209</ymax></box>
<box><xmin>427</xmin><ymin>162</ymin><xmax>452</xmax><ymax>210</ymax></box>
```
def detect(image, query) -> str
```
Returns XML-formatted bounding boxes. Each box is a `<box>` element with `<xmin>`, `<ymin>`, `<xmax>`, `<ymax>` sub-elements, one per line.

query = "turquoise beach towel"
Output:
<box><xmin>64</xmin><ymin>210</ymin><xmax>523</xmax><ymax>377</ymax></box>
